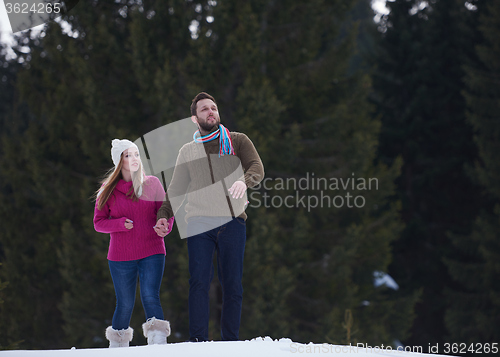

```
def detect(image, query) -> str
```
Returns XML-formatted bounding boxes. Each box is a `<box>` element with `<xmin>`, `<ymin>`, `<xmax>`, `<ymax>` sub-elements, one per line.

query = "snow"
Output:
<box><xmin>0</xmin><ymin>337</ymin><xmax>456</xmax><ymax>357</ymax></box>
<box><xmin>373</xmin><ymin>271</ymin><xmax>399</xmax><ymax>290</ymax></box>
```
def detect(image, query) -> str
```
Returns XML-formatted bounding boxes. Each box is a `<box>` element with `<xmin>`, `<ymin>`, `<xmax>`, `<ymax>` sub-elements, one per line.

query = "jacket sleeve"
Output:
<box><xmin>152</xmin><ymin>175</ymin><xmax>175</xmax><ymax>235</ymax></box>
<box><xmin>236</xmin><ymin>133</ymin><xmax>265</xmax><ymax>188</ymax></box>
<box><xmin>165</xmin><ymin>216</ymin><xmax>175</xmax><ymax>235</ymax></box>
<box><xmin>153</xmin><ymin>176</ymin><xmax>166</xmax><ymax>213</ymax></box>
<box><xmin>157</xmin><ymin>148</ymin><xmax>191</xmax><ymax>221</ymax></box>
<box><xmin>93</xmin><ymin>197</ymin><xmax>129</xmax><ymax>234</ymax></box>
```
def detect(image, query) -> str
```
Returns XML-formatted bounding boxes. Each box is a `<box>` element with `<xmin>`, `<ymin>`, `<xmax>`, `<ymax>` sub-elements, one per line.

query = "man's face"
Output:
<box><xmin>194</xmin><ymin>98</ymin><xmax>220</xmax><ymax>132</ymax></box>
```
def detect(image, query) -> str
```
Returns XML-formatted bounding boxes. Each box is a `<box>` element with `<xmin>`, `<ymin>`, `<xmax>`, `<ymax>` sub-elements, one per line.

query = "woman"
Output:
<box><xmin>93</xmin><ymin>139</ymin><xmax>174</xmax><ymax>348</ymax></box>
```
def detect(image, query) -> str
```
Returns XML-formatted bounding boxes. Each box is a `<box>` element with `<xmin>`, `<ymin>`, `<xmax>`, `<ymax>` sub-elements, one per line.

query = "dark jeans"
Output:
<box><xmin>187</xmin><ymin>216</ymin><xmax>246</xmax><ymax>341</ymax></box>
<box><xmin>108</xmin><ymin>254</ymin><xmax>165</xmax><ymax>330</ymax></box>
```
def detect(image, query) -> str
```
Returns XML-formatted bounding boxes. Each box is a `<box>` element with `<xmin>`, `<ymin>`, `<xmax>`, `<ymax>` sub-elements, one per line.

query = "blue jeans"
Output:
<box><xmin>187</xmin><ymin>216</ymin><xmax>246</xmax><ymax>341</ymax></box>
<box><xmin>108</xmin><ymin>254</ymin><xmax>165</xmax><ymax>330</ymax></box>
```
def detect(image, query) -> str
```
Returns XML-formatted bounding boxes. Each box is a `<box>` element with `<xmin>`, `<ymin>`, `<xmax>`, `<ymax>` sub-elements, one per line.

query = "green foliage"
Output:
<box><xmin>445</xmin><ymin>0</ymin><xmax>500</xmax><ymax>346</ymax></box>
<box><xmin>242</xmin><ymin>209</ymin><xmax>296</xmax><ymax>338</ymax></box>
<box><xmin>371</xmin><ymin>0</ymin><xmax>485</xmax><ymax>348</ymax></box>
<box><xmin>0</xmin><ymin>266</ymin><xmax>5</xmax><ymax>302</ymax></box>
<box><xmin>0</xmin><ymin>0</ymin><xmax>417</xmax><ymax>349</ymax></box>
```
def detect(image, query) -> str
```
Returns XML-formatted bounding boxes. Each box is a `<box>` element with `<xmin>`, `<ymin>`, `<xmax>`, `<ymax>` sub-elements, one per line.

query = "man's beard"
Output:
<box><xmin>198</xmin><ymin>117</ymin><xmax>219</xmax><ymax>132</ymax></box>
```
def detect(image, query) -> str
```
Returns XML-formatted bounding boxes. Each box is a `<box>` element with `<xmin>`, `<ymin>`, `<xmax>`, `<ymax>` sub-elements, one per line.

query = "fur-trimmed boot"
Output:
<box><xmin>105</xmin><ymin>326</ymin><xmax>133</xmax><ymax>348</ymax></box>
<box><xmin>142</xmin><ymin>317</ymin><xmax>171</xmax><ymax>345</ymax></box>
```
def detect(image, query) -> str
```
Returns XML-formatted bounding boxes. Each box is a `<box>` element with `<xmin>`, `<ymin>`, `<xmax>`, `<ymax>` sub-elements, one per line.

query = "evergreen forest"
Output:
<box><xmin>0</xmin><ymin>0</ymin><xmax>498</xmax><ymax>355</ymax></box>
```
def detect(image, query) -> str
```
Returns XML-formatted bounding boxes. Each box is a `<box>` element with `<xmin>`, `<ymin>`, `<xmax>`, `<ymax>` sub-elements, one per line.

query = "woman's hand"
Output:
<box><xmin>124</xmin><ymin>218</ymin><xmax>134</xmax><ymax>230</ymax></box>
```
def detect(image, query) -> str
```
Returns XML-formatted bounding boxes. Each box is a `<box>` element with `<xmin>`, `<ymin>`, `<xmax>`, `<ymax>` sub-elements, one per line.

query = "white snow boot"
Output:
<box><xmin>142</xmin><ymin>317</ymin><xmax>171</xmax><ymax>345</ymax></box>
<box><xmin>105</xmin><ymin>326</ymin><xmax>133</xmax><ymax>348</ymax></box>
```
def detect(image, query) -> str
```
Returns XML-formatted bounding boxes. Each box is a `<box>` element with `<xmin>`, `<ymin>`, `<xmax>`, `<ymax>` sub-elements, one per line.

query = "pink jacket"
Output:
<box><xmin>94</xmin><ymin>176</ymin><xmax>174</xmax><ymax>261</ymax></box>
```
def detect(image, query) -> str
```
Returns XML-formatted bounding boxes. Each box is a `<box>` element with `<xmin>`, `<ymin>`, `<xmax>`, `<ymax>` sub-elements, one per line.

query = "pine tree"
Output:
<box><xmin>186</xmin><ymin>0</ymin><xmax>418</xmax><ymax>344</ymax></box>
<box><xmin>0</xmin><ymin>40</ymin><xmax>17</xmax><ymax>349</ymax></box>
<box><xmin>1</xmin><ymin>0</ymin><xmax>417</xmax><ymax>348</ymax></box>
<box><xmin>0</xmin><ymin>264</ymin><xmax>8</xmax><ymax>349</ymax></box>
<box><xmin>0</xmin><ymin>27</ymin><xmax>72</xmax><ymax>348</ymax></box>
<box><xmin>371</xmin><ymin>0</ymin><xmax>483</xmax><ymax>348</ymax></box>
<box><xmin>283</xmin><ymin>6</ymin><xmax>417</xmax><ymax>342</ymax></box>
<box><xmin>445</xmin><ymin>0</ymin><xmax>500</xmax><ymax>347</ymax></box>
<box><xmin>0</xmin><ymin>0</ymin><xmax>204</xmax><ymax>347</ymax></box>
<box><xmin>1</xmin><ymin>3</ymin><xmax>144</xmax><ymax>347</ymax></box>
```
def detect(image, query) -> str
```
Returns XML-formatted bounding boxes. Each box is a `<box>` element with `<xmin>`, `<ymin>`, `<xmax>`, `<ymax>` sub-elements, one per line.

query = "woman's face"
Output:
<box><xmin>122</xmin><ymin>147</ymin><xmax>140</xmax><ymax>173</ymax></box>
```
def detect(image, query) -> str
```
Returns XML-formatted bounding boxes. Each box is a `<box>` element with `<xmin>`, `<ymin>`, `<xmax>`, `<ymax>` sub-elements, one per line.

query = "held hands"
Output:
<box><xmin>124</xmin><ymin>217</ymin><xmax>173</xmax><ymax>236</ymax></box>
<box><xmin>152</xmin><ymin>182</ymin><xmax>245</xmax><ymax>238</ymax></box>
<box><xmin>124</xmin><ymin>219</ymin><xmax>134</xmax><ymax>230</ymax></box>
<box><xmin>228</xmin><ymin>180</ymin><xmax>247</xmax><ymax>199</ymax></box>
<box><xmin>154</xmin><ymin>217</ymin><xmax>173</xmax><ymax>237</ymax></box>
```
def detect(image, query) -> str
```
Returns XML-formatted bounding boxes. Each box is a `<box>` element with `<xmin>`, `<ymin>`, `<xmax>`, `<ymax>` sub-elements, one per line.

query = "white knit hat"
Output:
<box><xmin>109</xmin><ymin>138</ymin><xmax>143</xmax><ymax>197</ymax></box>
<box><xmin>111</xmin><ymin>139</ymin><xmax>138</xmax><ymax>167</ymax></box>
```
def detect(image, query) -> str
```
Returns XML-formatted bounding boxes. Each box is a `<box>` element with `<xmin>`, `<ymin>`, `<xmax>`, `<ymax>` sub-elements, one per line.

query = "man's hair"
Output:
<box><xmin>191</xmin><ymin>92</ymin><xmax>216</xmax><ymax>116</ymax></box>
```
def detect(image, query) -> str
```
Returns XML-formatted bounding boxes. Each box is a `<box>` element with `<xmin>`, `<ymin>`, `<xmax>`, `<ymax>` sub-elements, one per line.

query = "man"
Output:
<box><xmin>155</xmin><ymin>92</ymin><xmax>264</xmax><ymax>342</ymax></box>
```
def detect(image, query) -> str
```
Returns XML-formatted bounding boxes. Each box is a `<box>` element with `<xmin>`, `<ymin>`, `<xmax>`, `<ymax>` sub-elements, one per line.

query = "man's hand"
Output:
<box><xmin>228</xmin><ymin>180</ymin><xmax>247</xmax><ymax>199</ymax></box>
<box><xmin>154</xmin><ymin>218</ymin><xmax>169</xmax><ymax>237</ymax></box>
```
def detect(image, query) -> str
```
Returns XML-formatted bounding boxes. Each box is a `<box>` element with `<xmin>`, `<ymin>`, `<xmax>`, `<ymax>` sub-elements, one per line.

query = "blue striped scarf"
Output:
<box><xmin>193</xmin><ymin>124</ymin><xmax>235</xmax><ymax>157</ymax></box>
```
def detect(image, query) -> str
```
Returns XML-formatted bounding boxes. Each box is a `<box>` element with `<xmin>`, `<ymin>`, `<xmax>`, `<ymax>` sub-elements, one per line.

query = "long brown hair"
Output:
<box><xmin>94</xmin><ymin>153</ymin><xmax>145</xmax><ymax>210</ymax></box>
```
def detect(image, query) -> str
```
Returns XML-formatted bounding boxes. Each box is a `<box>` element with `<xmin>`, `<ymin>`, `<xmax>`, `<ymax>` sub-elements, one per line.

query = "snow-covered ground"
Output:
<box><xmin>0</xmin><ymin>337</ymin><xmax>455</xmax><ymax>357</ymax></box>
